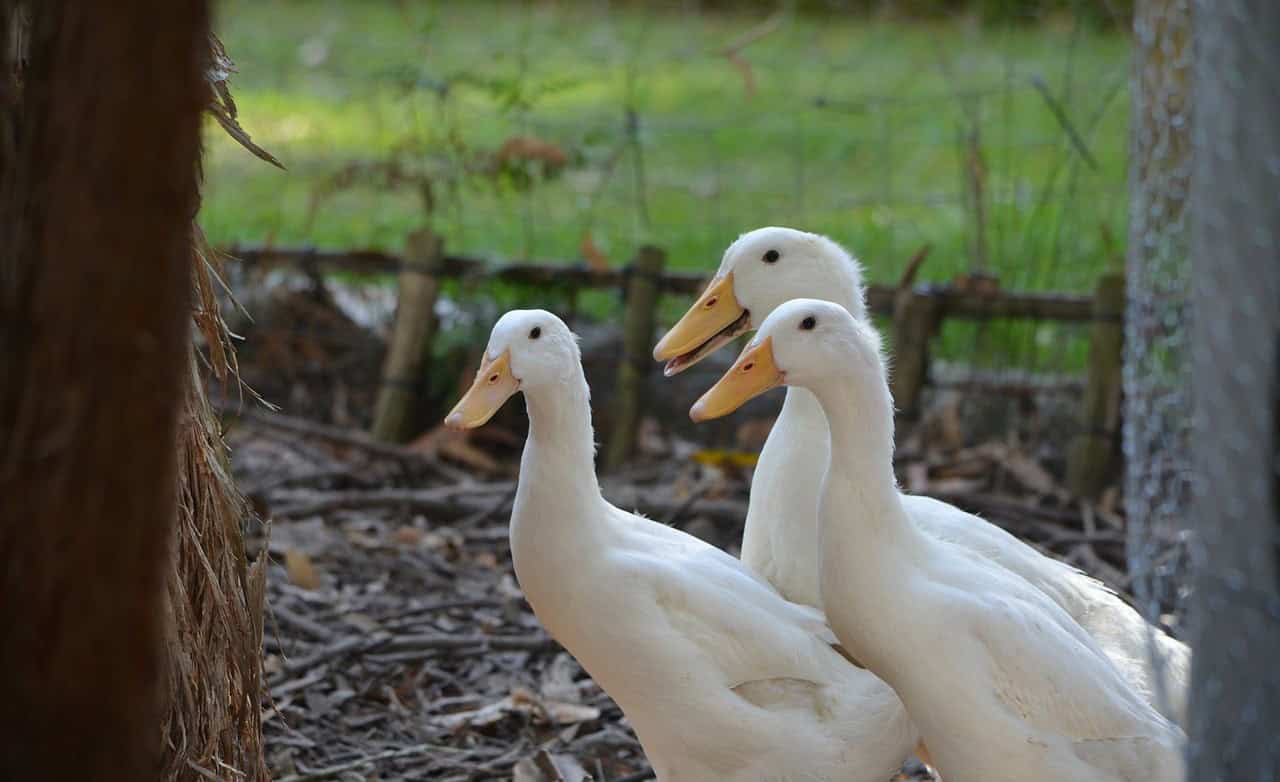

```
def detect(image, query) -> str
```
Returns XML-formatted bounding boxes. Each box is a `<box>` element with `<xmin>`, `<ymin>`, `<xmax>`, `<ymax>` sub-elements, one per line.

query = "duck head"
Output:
<box><xmin>445</xmin><ymin>309</ymin><xmax>582</xmax><ymax>429</ymax></box>
<box><xmin>689</xmin><ymin>298</ymin><xmax>884</xmax><ymax>422</ymax></box>
<box><xmin>652</xmin><ymin>227</ymin><xmax>866</xmax><ymax>376</ymax></box>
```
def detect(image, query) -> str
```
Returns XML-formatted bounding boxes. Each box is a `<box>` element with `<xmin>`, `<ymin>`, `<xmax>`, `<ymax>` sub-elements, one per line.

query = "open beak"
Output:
<box><xmin>444</xmin><ymin>350</ymin><xmax>519</xmax><ymax>430</ymax></box>
<box><xmin>689</xmin><ymin>336</ymin><xmax>783</xmax><ymax>422</ymax></box>
<box><xmin>652</xmin><ymin>272</ymin><xmax>751</xmax><ymax>376</ymax></box>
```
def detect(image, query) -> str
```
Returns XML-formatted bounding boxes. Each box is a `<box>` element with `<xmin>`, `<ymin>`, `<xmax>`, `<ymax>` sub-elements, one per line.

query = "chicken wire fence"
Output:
<box><xmin>1126</xmin><ymin>0</ymin><xmax>1280</xmax><ymax>775</ymax></box>
<box><xmin>1122</xmin><ymin>0</ymin><xmax>1193</xmax><ymax>713</ymax></box>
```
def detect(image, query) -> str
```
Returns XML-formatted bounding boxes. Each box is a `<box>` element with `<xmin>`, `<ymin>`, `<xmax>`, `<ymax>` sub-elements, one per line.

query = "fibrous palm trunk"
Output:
<box><xmin>0</xmin><ymin>2</ymin><xmax>269</xmax><ymax>780</ymax></box>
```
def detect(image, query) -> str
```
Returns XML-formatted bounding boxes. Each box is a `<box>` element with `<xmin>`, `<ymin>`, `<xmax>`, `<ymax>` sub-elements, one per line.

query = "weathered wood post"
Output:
<box><xmin>890</xmin><ymin>288</ymin><xmax>941</xmax><ymax>421</ymax></box>
<box><xmin>371</xmin><ymin>229</ymin><xmax>444</xmax><ymax>442</ymax></box>
<box><xmin>604</xmin><ymin>246</ymin><xmax>666</xmax><ymax>471</ymax></box>
<box><xmin>1066</xmin><ymin>272</ymin><xmax>1124</xmax><ymax>499</ymax></box>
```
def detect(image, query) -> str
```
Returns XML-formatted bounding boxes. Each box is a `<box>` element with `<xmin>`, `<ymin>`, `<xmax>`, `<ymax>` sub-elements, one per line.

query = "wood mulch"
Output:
<box><xmin>223</xmin><ymin>394</ymin><xmax>1163</xmax><ymax>782</ymax></box>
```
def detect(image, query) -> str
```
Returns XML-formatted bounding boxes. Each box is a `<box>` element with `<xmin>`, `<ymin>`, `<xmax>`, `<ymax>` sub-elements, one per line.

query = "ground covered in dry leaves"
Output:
<box><xmin>216</xmin><ymin>278</ymin><xmax>1164</xmax><ymax>781</ymax></box>
<box><xmin>226</xmin><ymin>395</ymin><xmax>1145</xmax><ymax>782</ymax></box>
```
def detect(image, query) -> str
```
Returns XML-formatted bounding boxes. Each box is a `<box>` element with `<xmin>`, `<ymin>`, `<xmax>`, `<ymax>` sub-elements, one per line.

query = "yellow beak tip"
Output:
<box><xmin>652</xmin><ymin>336</ymin><xmax>682</xmax><ymax>362</ymax></box>
<box><xmin>689</xmin><ymin>403</ymin><xmax>706</xmax><ymax>423</ymax></box>
<box><xmin>444</xmin><ymin>412</ymin><xmax>465</xmax><ymax>430</ymax></box>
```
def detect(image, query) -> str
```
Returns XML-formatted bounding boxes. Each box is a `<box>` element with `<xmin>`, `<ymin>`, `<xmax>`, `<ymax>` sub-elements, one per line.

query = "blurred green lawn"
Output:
<box><xmin>205</xmin><ymin>0</ymin><xmax>1130</xmax><ymax>368</ymax></box>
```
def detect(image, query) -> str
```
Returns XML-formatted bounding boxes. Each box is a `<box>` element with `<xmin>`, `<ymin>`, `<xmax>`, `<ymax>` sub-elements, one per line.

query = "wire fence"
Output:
<box><xmin>209</xmin><ymin>0</ymin><xmax>1132</xmax><ymax>380</ymax></box>
<box><xmin>1123</xmin><ymin>0</ymin><xmax>1193</xmax><ymax>729</ymax></box>
<box><xmin>1125</xmin><ymin>0</ymin><xmax>1280</xmax><ymax>772</ymax></box>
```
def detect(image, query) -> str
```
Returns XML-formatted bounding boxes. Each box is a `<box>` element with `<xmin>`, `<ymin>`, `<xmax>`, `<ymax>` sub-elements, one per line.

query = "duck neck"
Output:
<box><xmin>509</xmin><ymin>368</ymin><xmax>608</xmax><ymax>644</ymax></box>
<box><xmin>741</xmin><ymin>386</ymin><xmax>830</xmax><ymax>607</ymax></box>
<box><xmin>808</xmin><ymin>375</ymin><xmax>922</xmax><ymax>556</ymax></box>
<box><xmin>517</xmin><ymin>369</ymin><xmax>603</xmax><ymax>516</ymax></box>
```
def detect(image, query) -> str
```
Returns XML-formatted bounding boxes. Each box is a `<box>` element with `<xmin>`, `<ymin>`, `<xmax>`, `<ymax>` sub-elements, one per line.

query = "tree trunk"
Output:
<box><xmin>0</xmin><ymin>2</ymin><xmax>208</xmax><ymax>781</ymax></box>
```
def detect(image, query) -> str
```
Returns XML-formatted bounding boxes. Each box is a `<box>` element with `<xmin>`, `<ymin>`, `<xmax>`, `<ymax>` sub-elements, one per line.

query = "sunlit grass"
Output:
<box><xmin>205</xmin><ymin>0</ymin><xmax>1130</xmax><ymax>367</ymax></box>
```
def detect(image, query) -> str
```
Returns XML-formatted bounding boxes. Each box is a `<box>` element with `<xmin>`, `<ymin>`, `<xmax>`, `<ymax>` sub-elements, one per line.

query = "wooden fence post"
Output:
<box><xmin>890</xmin><ymin>287</ymin><xmax>941</xmax><ymax>421</ymax></box>
<box><xmin>1066</xmin><ymin>272</ymin><xmax>1125</xmax><ymax>499</ymax></box>
<box><xmin>371</xmin><ymin>229</ymin><xmax>444</xmax><ymax>443</ymax></box>
<box><xmin>604</xmin><ymin>246</ymin><xmax>666</xmax><ymax>471</ymax></box>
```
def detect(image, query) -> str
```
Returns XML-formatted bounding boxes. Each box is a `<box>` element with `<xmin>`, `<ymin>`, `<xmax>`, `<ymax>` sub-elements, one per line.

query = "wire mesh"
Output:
<box><xmin>1127</xmin><ymin>0</ymin><xmax>1280</xmax><ymax>771</ymax></box>
<box><xmin>1123</xmin><ymin>0</ymin><xmax>1193</xmax><ymax>660</ymax></box>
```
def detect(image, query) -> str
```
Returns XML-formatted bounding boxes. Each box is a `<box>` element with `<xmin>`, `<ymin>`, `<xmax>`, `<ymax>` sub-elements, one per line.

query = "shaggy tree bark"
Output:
<box><xmin>0</xmin><ymin>2</ymin><xmax>209</xmax><ymax>781</ymax></box>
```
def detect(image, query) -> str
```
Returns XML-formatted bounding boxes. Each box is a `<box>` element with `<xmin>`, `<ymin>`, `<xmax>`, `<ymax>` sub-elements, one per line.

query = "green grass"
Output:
<box><xmin>205</xmin><ymin>0</ymin><xmax>1131</xmax><ymax>368</ymax></box>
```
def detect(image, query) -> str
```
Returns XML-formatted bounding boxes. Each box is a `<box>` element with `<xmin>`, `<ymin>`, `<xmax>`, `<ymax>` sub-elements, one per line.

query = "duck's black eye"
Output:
<box><xmin>800</xmin><ymin>316</ymin><xmax>817</xmax><ymax>331</ymax></box>
<box><xmin>763</xmin><ymin>249</ymin><xmax>780</xmax><ymax>264</ymax></box>
<box><xmin>529</xmin><ymin>326</ymin><xmax>542</xmax><ymax>340</ymax></box>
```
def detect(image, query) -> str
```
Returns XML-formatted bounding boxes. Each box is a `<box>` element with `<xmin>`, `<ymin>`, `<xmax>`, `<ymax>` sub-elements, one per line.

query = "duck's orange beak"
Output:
<box><xmin>444</xmin><ymin>350</ymin><xmax>519</xmax><ymax>430</ymax></box>
<box><xmin>653</xmin><ymin>272</ymin><xmax>750</xmax><ymax>375</ymax></box>
<box><xmin>689</xmin><ymin>336</ymin><xmax>783</xmax><ymax>422</ymax></box>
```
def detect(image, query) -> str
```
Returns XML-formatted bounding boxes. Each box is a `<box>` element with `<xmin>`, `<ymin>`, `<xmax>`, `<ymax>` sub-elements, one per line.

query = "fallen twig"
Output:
<box><xmin>275</xmin><ymin>743</ymin><xmax>466</xmax><ymax>782</ymax></box>
<box><xmin>270</xmin><ymin>482</ymin><xmax>514</xmax><ymax>518</ymax></box>
<box><xmin>214</xmin><ymin>400</ymin><xmax>469</xmax><ymax>481</ymax></box>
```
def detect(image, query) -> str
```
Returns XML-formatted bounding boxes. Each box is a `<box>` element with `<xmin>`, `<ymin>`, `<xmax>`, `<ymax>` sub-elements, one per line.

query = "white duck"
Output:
<box><xmin>654</xmin><ymin>226</ymin><xmax>1189</xmax><ymax>727</ymax></box>
<box><xmin>692</xmin><ymin>300</ymin><xmax>1187</xmax><ymax>782</ymax></box>
<box><xmin>444</xmin><ymin>309</ymin><xmax>918</xmax><ymax>782</ymax></box>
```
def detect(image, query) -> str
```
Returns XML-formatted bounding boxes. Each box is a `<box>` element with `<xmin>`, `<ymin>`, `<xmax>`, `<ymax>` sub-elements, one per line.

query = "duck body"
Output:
<box><xmin>817</xmin><ymin>461</ymin><xmax>1186</xmax><ymax>782</ymax></box>
<box><xmin>662</xmin><ymin>226</ymin><xmax>1188</xmax><ymax>727</ymax></box>
<box><xmin>747</xmin><ymin>385</ymin><xmax>1189</xmax><ymax>727</ymax></box>
<box><xmin>696</xmin><ymin>301</ymin><xmax>1186</xmax><ymax>782</ymax></box>
<box><xmin>457</xmin><ymin>310</ymin><xmax>918</xmax><ymax>782</ymax></box>
<box><xmin>821</xmin><ymin>518</ymin><xmax>1186</xmax><ymax>782</ymax></box>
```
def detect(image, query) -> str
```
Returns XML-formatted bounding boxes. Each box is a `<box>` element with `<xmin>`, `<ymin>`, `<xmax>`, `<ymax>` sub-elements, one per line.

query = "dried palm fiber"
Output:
<box><xmin>162</xmin><ymin>230</ymin><xmax>270</xmax><ymax>782</ymax></box>
<box><xmin>158</xmin><ymin>40</ymin><xmax>274</xmax><ymax>782</ymax></box>
<box><xmin>0</xmin><ymin>8</ymin><xmax>269</xmax><ymax>779</ymax></box>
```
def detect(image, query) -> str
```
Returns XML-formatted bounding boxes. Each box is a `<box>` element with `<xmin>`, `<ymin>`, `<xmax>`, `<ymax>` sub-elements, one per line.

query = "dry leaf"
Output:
<box><xmin>495</xmin><ymin>135</ymin><xmax>569</xmax><ymax>168</ymax></box>
<box><xmin>263</xmin><ymin>654</ymin><xmax>283</xmax><ymax>676</ymax></box>
<box><xmin>342</xmin><ymin>612</ymin><xmax>380</xmax><ymax>633</ymax></box>
<box><xmin>391</xmin><ymin>525</ymin><xmax>425</xmax><ymax>546</ymax></box>
<box><xmin>540</xmin><ymin>653</ymin><xmax>581</xmax><ymax>703</ymax></box>
<box><xmin>433</xmin><ymin>687</ymin><xmax>599</xmax><ymax>732</ymax></box>
<box><xmin>440</xmin><ymin>435</ymin><xmax>502</xmax><ymax>473</ymax></box>
<box><xmin>998</xmin><ymin>448</ymin><xmax>1062</xmax><ymax>498</ymax></box>
<box><xmin>580</xmin><ymin>232</ymin><xmax>610</xmax><ymax>271</ymax></box>
<box><xmin>284</xmin><ymin>548</ymin><xmax>321</xmax><ymax>590</ymax></box>
<box><xmin>344</xmin><ymin>528</ymin><xmax>383</xmax><ymax>549</ymax></box>
<box><xmin>691</xmin><ymin>449</ymin><xmax>758</xmax><ymax>468</ymax></box>
<box><xmin>512</xmin><ymin>758</ymin><xmax>543</xmax><ymax>782</ymax></box>
<box><xmin>542</xmin><ymin>700</ymin><xmax>601</xmax><ymax>725</ymax></box>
